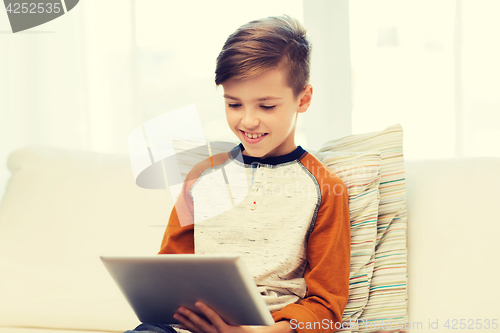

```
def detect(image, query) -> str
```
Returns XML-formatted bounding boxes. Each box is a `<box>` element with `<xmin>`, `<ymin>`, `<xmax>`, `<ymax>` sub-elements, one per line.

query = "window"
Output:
<box><xmin>349</xmin><ymin>0</ymin><xmax>500</xmax><ymax>159</ymax></box>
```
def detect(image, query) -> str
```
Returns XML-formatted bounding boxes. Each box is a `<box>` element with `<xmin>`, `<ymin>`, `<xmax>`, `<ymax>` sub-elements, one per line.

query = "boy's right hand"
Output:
<box><xmin>173</xmin><ymin>302</ymin><xmax>295</xmax><ymax>333</ymax></box>
<box><xmin>173</xmin><ymin>302</ymin><xmax>253</xmax><ymax>333</ymax></box>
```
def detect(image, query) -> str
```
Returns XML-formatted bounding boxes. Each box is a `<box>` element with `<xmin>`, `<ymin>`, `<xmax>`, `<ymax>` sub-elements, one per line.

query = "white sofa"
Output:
<box><xmin>0</xmin><ymin>147</ymin><xmax>498</xmax><ymax>333</ymax></box>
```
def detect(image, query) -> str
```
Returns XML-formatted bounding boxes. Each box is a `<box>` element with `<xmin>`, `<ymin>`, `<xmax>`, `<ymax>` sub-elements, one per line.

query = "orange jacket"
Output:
<box><xmin>158</xmin><ymin>145</ymin><xmax>350</xmax><ymax>333</ymax></box>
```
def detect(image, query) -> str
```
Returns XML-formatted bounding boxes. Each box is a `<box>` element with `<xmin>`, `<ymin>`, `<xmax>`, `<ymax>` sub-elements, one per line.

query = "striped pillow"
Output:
<box><xmin>318</xmin><ymin>124</ymin><xmax>407</xmax><ymax>332</ymax></box>
<box><xmin>315</xmin><ymin>151</ymin><xmax>382</xmax><ymax>324</ymax></box>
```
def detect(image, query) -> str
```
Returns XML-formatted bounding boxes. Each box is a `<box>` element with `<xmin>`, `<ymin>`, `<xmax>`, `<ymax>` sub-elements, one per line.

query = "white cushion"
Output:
<box><xmin>405</xmin><ymin>158</ymin><xmax>500</xmax><ymax>332</ymax></box>
<box><xmin>0</xmin><ymin>147</ymin><xmax>173</xmax><ymax>332</ymax></box>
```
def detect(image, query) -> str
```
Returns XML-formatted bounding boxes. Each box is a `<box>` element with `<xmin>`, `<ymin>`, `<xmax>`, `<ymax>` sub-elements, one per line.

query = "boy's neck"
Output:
<box><xmin>242</xmin><ymin>145</ymin><xmax>298</xmax><ymax>158</ymax></box>
<box><xmin>233</xmin><ymin>143</ymin><xmax>306</xmax><ymax>166</ymax></box>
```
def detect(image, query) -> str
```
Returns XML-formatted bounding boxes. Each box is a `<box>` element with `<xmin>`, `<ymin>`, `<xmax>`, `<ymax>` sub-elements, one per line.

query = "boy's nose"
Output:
<box><xmin>241</xmin><ymin>111</ymin><xmax>260</xmax><ymax>128</ymax></box>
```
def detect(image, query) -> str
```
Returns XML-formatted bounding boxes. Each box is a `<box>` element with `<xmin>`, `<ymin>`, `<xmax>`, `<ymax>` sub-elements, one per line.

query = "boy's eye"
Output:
<box><xmin>227</xmin><ymin>103</ymin><xmax>275</xmax><ymax>110</ymax></box>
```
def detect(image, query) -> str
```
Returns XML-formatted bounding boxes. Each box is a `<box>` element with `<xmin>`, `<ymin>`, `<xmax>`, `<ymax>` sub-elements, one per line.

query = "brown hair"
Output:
<box><xmin>215</xmin><ymin>15</ymin><xmax>311</xmax><ymax>100</ymax></box>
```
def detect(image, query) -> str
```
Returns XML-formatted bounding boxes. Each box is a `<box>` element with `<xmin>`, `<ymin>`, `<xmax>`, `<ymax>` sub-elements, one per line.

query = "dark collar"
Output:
<box><xmin>230</xmin><ymin>143</ymin><xmax>306</xmax><ymax>166</ymax></box>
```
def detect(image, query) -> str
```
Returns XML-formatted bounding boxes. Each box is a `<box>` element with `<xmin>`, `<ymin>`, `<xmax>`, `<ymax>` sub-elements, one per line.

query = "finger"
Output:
<box><xmin>174</xmin><ymin>312</ymin><xmax>204</xmax><ymax>333</ymax></box>
<box><xmin>195</xmin><ymin>302</ymin><xmax>228</xmax><ymax>331</ymax></box>
<box><xmin>177</xmin><ymin>307</ymin><xmax>217</xmax><ymax>333</ymax></box>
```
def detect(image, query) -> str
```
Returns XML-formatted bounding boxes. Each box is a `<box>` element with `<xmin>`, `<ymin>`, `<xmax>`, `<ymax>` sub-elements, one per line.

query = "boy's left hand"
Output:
<box><xmin>174</xmin><ymin>302</ymin><xmax>253</xmax><ymax>333</ymax></box>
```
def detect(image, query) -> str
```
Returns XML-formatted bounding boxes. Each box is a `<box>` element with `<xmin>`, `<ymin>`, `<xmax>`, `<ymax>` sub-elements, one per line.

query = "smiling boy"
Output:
<box><xmin>223</xmin><ymin>67</ymin><xmax>306</xmax><ymax>159</ymax></box>
<box><xmin>126</xmin><ymin>15</ymin><xmax>350</xmax><ymax>333</ymax></box>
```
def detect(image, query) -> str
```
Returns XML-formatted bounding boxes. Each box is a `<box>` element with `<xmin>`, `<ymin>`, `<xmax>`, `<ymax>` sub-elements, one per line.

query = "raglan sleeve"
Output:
<box><xmin>271</xmin><ymin>174</ymin><xmax>351</xmax><ymax>333</ymax></box>
<box><xmin>157</xmin><ymin>166</ymin><xmax>198</xmax><ymax>255</ymax></box>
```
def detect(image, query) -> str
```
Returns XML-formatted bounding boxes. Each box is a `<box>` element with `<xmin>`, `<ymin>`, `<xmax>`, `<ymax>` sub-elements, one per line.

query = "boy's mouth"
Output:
<box><xmin>241</xmin><ymin>130</ymin><xmax>268</xmax><ymax>139</ymax></box>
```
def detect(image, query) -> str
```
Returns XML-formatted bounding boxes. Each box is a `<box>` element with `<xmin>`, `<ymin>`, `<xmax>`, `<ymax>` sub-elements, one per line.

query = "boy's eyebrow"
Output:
<box><xmin>223</xmin><ymin>94</ymin><xmax>282</xmax><ymax>102</ymax></box>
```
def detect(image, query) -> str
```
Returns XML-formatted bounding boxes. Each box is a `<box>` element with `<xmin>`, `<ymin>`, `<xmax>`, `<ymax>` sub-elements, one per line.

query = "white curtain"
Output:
<box><xmin>303</xmin><ymin>0</ymin><xmax>352</xmax><ymax>150</ymax></box>
<box><xmin>2</xmin><ymin>0</ymin><xmax>499</xmax><ymax>201</ymax></box>
<box><xmin>458</xmin><ymin>0</ymin><xmax>500</xmax><ymax>157</ymax></box>
<box><xmin>0</xmin><ymin>0</ymin><xmax>140</xmax><ymax>201</ymax></box>
<box><xmin>348</xmin><ymin>0</ymin><xmax>500</xmax><ymax>159</ymax></box>
<box><xmin>0</xmin><ymin>0</ymin><xmax>305</xmax><ymax>202</ymax></box>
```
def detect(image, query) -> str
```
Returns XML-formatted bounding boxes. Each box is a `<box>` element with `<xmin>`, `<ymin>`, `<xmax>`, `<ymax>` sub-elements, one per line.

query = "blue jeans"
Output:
<box><xmin>124</xmin><ymin>323</ymin><xmax>179</xmax><ymax>333</ymax></box>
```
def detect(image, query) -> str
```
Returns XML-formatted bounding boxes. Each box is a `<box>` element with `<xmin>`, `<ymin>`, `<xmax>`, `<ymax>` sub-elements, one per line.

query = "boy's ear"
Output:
<box><xmin>298</xmin><ymin>84</ymin><xmax>313</xmax><ymax>113</ymax></box>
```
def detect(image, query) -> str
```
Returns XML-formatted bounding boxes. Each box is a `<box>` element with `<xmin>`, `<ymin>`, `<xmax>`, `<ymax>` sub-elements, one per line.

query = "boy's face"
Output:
<box><xmin>222</xmin><ymin>68</ymin><xmax>312</xmax><ymax>159</ymax></box>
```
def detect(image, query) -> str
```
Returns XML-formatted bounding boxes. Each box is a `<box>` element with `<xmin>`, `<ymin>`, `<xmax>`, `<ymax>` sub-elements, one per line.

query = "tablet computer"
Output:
<box><xmin>100</xmin><ymin>254</ymin><xmax>274</xmax><ymax>326</ymax></box>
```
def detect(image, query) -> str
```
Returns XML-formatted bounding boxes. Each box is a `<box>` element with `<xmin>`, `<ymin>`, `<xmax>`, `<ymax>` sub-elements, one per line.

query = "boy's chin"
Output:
<box><xmin>241</xmin><ymin>145</ymin><xmax>271</xmax><ymax>158</ymax></box>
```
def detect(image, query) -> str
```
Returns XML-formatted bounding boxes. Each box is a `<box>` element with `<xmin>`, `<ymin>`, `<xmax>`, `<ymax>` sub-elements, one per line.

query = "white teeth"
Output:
<box><xmin>244</xmin><ymin>131</ymin><xmax>265</xmax><ymax>139</ymax></box>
